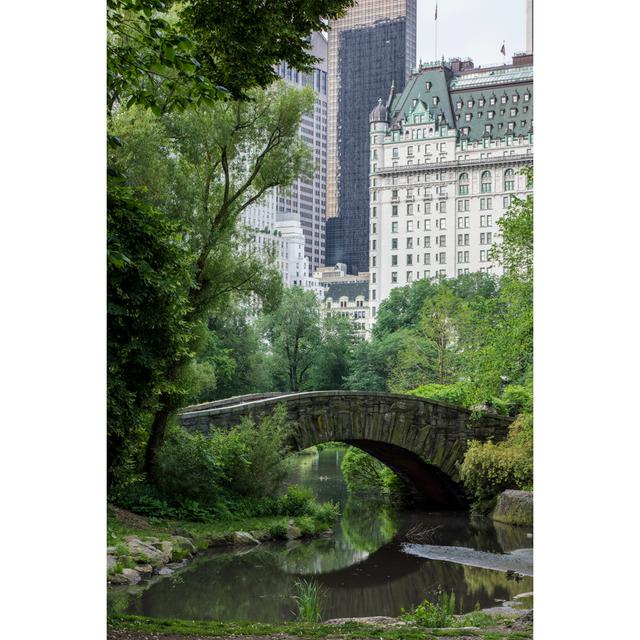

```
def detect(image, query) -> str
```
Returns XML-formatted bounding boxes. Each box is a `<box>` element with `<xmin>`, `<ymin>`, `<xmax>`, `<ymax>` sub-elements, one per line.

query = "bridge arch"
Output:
<box><xmin>179</xmin><ymin>391</ymin><xmax>512</xmax><ymax>510</ymax></box>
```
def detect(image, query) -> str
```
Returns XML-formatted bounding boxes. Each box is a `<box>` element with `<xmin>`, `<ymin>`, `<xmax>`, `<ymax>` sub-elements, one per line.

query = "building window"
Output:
<box><xmin>424</xmin><ymin>236</ymin><xmax>431</xmax><ymax>248</ymax></box>
<box><xmin>424</xmin><ymin>252</ymin><xmax>431</xmax><ymax>264</ymax></box>
<box><xmin>407</xmin><ymin>271</ymin><xmax>413</xmax><ymax>282</ymax></box>
<box><xmin>391</xmin><ymin>272</ymin><xmax>398</xmax><ymax>283</ymax></box>
<box><xmin>407</xmin><ymin>203</ymin><xmax>413</xmax><ymax>215</ymax></box>
<box><xmin>501</xmin><ymin>95</ymin><xmax>508</xmax><ymax>104</ymax></box>
<box><xmin>406</xmin><ymin>254</ymin><xmax>413</xmax><ymax>265</ymax></box>
<box><xmin>465</xmin><ymin>113</ymin><xmax>472</xmax><ymax>122</ymax></box>
<box><xmin>371</xmin><ymin>256</ymin><xmax>376</xmax><ymax>267</ymax></box>
<box><xmin>467</xmin><ymin>99</ymin><xmax>474</xmax><ymax>108</ymax></box>
<box><xmin>391</xmin><ymin>222</ymin><xmax>398</xmax><ymax>233</ymax></box>
<box><xmin>439</xmin><ymin>252</ymin><xmax>446</xmax><ymax>264</ymax></box>
<box><xmin>439</xmin><ymin>234</ymin><xmax>446</xmax><ymax>247</ymax></box>
<box><xmin>432</xmin><ymin>96</ymin><xmax>439</xmax><ymax>105</ymax></box>
<box><xmin>481</xmin><ymin>170</ymin><xmax>492</xmax><ymax>193</ymax></box>
<box><xmin>407</xmin><ymin>146</ymin><xmax>414</xmax><ymax>156</ymax></box>
<box><xmin>371</xmin><ymin>223</ymin><xmax>377</xmax><ymax>234</ymax></box>
<box><xmin>479</xmin><ymin>98</ymin><xmax>485</xmax><ymax>107</ymax></box>
<box><xmin>503</xmin><ymin>195</ymin><xmax>512</xmax><ymax>208</ymax></box>
<box><xmin>407</xmin><ymin>220</ymin><xmax>414</xmax><ymax>232</ymax></box>
<box><xmin>456</xmin><ymin>99</ymin><xmax>463</xmax><ymax>110</ymax></box>
<box><xmin>458</xmin><ymin>172</ymin><xmax>469</xmax><ymax>195</ymax></box>
<box><xmin>406</xmin><ymin>237</ymin><xmax>413</xmax><ymax>249</ymax></box>
<box><xmin>425</xmin><ymin>81</ymin><xmax>432</xmax><ymax>91</ymax></box>
<box><xmin>371</xmin><ymin>206</ymin><xmax>376</xmax><ymax>218</ymax></box>
<box><xmin>490</xmin><ymin>96</ymin><xmax>496</xmax><ymax>105</ymax></box>
<box><xmin>392</xmin><ymin>148</ymin><xmax>399</xmax><ymax>158</ymax></box>
<box><xmin>510</xmin><ymin>107</ymin><xmax>517</xmax><ymax>116</ymax></box>
<box><xmin>439</xmin><ymin>217</ymin><xmax>446</xmax><ymax>230</ymax></box>
<box><xmin>513</xmin><ymin>94</ymin><xmax>519</xmax><ymax>103</ymax></box>
<box><xmin>391</xmin><ymin>238</ymin><xmax>398</xmax><ymax>249</ymax></box>
<box><xmin>392</xmin><ymin>189</ymin><xmax>398</xmax><ymax>200</ymax></box>
<box><xmin>391</xmin><ymin>254</ymin><xmax>398</xmax><ymax>266</ymax></box>
<box><xmin>480</xmin><ymin>249</ymin><xmax>487</xmax><ymax>262</ymax></box>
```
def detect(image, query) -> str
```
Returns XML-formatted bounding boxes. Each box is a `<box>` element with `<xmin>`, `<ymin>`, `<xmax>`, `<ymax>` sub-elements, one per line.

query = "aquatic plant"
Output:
<box><xmin>403</xmin><ymin>588</ymin><xmax>456</xmax><ymax>628</ymax></box>
<box><xmin>292</xmin><ymin>579</ymin><xmax>323</xmax><ymax>623</ymax></box>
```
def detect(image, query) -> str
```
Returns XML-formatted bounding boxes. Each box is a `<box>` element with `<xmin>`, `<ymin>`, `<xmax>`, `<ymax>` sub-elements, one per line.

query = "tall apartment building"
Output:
<box><xmin>240</xmin><ymin>32</ymin><xmax>328</xmax><ymax>288</ymax></box>
<box><xmin>325</xmin><ymin>0</ymin><xmax>416</xmax><ymax>275</ymax></box>
<box><xmin>368</xmin><ymin>54</ymin><xmax>533</xmax><ymax>326</ymax></box>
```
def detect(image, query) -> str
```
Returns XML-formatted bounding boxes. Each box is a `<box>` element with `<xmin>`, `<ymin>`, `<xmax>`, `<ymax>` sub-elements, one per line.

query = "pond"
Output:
<box><xmin>108</xmin><ymin>446</ymin><xmax>533</xmax><ymax>622</ymax></box>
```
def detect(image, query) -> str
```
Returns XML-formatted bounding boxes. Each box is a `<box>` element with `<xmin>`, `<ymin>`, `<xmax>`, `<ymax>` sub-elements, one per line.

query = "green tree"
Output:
<box><xmin>262</xmin><ymin>287</ymin><xmax>322</xmax><ymax>392</ymax></box>
<box><xmin>107</xmin><ymin>0</ymin><xmax>355</xmax><ymax>113</ymax></box>
<box><xmin>308</xmin><ymin>314</ymin><xmax>355</xmax><ymax>390</ymax></box>
<box><xmin>107</xmin><ymin>184</ymin><xmax>193</xmax><ymax>485</ymax></box>
<box><xmin>109</xmin><ymin>83</ymin><xmax>313</xmax><ymax>477</ymax></box>
<box><xmin>373</xmin><ymin>279</ymin><xmax>435</xmax><ymax>339</ymax></box>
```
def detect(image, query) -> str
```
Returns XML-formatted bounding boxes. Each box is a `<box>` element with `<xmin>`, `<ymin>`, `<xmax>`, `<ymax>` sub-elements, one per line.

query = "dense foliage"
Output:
<box><xmin>341</xmin><ymin>447</ymin><xmax>403</xmax><ymax>497</ymax></box>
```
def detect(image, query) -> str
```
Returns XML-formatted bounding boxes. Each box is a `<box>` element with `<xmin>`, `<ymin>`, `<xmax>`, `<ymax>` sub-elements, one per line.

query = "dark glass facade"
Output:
<box><xmin>326</xmin><ymin>18</ymin><xmax>412</xmax><ymax>274</ymax></box>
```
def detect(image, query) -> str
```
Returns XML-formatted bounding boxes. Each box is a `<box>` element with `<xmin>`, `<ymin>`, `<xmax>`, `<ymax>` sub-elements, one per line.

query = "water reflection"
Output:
<box><xmin>107</xmin><ymin>446</ymin><xmax>533</xmax><ymax>622</ymax></box>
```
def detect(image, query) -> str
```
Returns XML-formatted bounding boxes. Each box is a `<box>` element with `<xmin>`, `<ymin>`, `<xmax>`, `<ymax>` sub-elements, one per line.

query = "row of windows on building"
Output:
<box><xmin>455</xmin><ymin>92</ymin><xmax>530</xmax><ymax>110</ymax></box>
<box><xmin>371</xmin><ymin>214</ymin><xmax>494</xmax><ymax>236</ymax></box>
<box><xmin>458</xmin><ymin>169</ymin><xmax>516</xmax><ymax>194</ymax></box>
<box><xmin>382</xmin><ymin>246</ymin><xmax>494</xmax><ymax>268</ymax></box>
<box><xmin>372</xmin><ymin>232</ymin><xmax>493</xmax><ymax>251</ymax></box>
<box><xmin>372</xmin><ymin>194</ymin><xmax>512</xmax><ymax>217</ymax></box>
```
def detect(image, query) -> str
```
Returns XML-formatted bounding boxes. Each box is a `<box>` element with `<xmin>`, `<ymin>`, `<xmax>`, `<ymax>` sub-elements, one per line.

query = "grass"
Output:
<box><xmin>292</xmin><ymin>579</ymin><xmax>323</xmax><ymax>623</ymax></box>
<box><xmin>108</xmin><ymin>614</ymin><xmax>532</xmax><ymax>639</ymax></box>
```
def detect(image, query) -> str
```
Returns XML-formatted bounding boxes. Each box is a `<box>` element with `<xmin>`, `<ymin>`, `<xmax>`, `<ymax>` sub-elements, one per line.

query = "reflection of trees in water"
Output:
<box><xmin>492</xmin><ymin>520</ymin><xmax>533</xmax><ymax>551</ymax></box>
<box><xmin>275</xmin><ymin>537</ymin><xmax>369</xmax><ymax>575</ymax></box>
<box><xmin>462</xmin><ymin>564</ymin><xmax>533</xmax><ymax>603</ymax></box>
<box><xmin>340</xmin><ymin>497</ymin><xmax>400</xmax><ymax>553</ymax></box>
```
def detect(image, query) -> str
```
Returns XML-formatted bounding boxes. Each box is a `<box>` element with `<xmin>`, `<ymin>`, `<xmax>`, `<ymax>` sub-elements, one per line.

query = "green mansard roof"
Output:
<box><xmin>384</xmin><ymin>59</ymin><xmax>533</xmax><ymax>142</ymax></box>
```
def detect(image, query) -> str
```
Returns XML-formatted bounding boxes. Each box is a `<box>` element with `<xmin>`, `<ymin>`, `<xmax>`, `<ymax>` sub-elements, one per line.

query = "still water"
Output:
<box><xmin>108</xmin><ymin>446</ymin><xmax>533</xmax><ymax>621</ymax></box>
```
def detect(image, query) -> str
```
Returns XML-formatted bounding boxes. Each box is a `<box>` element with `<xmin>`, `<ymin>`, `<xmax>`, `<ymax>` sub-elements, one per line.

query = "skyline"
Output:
<box><xmin>416</xmin><ymin>0</ymin><xmax>527</xmax><ymax>67</ymax></box>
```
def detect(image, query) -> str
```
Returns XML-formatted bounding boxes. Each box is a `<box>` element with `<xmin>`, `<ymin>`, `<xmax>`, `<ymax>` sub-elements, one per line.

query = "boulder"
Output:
<box><xmin>108</xmin><ymin>572</ymin><xmax>129</xmax><ymax>586</ymax></box>
<box><xmin>134</xmin><ymin>564</ymin><xmax>153</xmax><ymax>575</ymax></box>
<box><xmin>170</xmin><ymin>535</ymin><xmax>196</xmax><ymax>555</ymax></box>
<box><xmin>124</xmin><ymin>537</ymin><xmax>172</xmax><ymax>566</ymax></box>
<box><xmin>121</xmin><ymin>568</ymin><xmax>142</xmax><ymax>585</ymax></box>
<box><xmin>107</xmin><ymin>555</ymin><xmax>117</xmax><ymax>571</ymax></box>
<box><xmin>156</xmin><ymin>566</ymin><xmax>174</xmax><ymax>576</ymax></box>
<box><xmin>231</xmin><ymin>531</ymin><xmax>261</xmax><ymax>546</ymax></box>
<box><xmin>492</xmin><ymin>490</ymin><xmax>533</xmax><ymax>526</ymax></box>
<box><xmin>286</xmin><ymin>524</ymin><xmax>302</xmax><ymax>540</ymax></box>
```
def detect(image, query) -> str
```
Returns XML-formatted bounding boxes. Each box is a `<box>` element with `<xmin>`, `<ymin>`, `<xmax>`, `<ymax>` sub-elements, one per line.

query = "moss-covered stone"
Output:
<box><xmin>492</xmin><ymin>490</ymin><xmax>533</xmax><ymax>526</ymax></box>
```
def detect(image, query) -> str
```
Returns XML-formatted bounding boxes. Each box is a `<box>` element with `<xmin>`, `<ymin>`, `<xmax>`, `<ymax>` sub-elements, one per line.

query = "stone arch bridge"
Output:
<box><xmin>179</xmin><ymin>391</ymin><xmax>513</xmax><ymax>509</ymax></box>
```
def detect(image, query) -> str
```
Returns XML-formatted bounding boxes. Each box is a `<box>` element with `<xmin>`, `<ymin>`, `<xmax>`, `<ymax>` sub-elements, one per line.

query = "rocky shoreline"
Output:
<box><xmin>108</xmin><ymin>519</ymin><xmax>329</xmax><ymax>585</ymax></box>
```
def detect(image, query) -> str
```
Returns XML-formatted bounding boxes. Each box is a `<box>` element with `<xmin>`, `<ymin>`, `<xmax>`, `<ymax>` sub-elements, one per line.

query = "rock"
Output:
<box><xmin>231</xmin><ymin>531</ymin><xmax>261</xmax><ymax>545</ymax></box>
<box><xmin>286</xmin><ymin>524</ymin><xmax>302</xmax><ymax>540</ymax></box>
<box><xmin>121</xmin><ymin>568</ymin><xmax>141</xmax><ymax>585</ymax></box>
<box><xmin>107</xmin><ymin>546</ymin><xmax>118</xmax><ymax>555</ymax></box>
<box><xmin>170</xmin><ymin>535</ymin><xmax>196</xmax><ymax>555</ymax></box>
<box><xmin>492</xmin><ymin>490</ymin><xmax>533</xmax><ymax>526</ymax></box>
<box><xmin>156</xmin><ymin>567</ymin><xmax>174</xmax><ymax>576</ymax></box>
<box><xmin>123</xmin><ymin>537</ymin><xmax>171</xmax><ymax>566</ymax></box>
<box><xmin>514</xmin><ymin>591</ymin><xmax>534</xmax><ymax>599</ymax></box>
<box><xmin>166</xmin><ymin>560</ymin><xmax>188</xmax><ymax>570</ymax></box>
<box><xmin>320</xmin><ymin>528</ymin><xmax>334</xmax><ymax>538</ymax></box>
<box><xmin>107</xmin><ymin>555</ymin><xmax>117</xmax><ymax>571</ymax></box>
<box><xmin>108</xmin><ymin>572</ymin><xmax>129</xmax><ymax>586</ymax></box>
<box><xmin>134</xmin><ymin>564</ymin><xmax>153</xmax><ymax>575</ymax></box>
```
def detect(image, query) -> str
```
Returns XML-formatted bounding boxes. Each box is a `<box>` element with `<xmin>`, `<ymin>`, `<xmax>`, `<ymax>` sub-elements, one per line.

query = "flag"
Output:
<box><xmin>435</xmin><ymin>3</ymin><xmax>438</xmax><ymax>20</ymax></box>
<box><xmin>500</xmin><ymin>42</ymin><xmax>506</xmax><ymax>56</ymax></box>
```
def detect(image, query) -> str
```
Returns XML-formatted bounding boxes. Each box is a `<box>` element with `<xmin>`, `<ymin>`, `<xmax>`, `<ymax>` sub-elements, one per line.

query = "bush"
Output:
<box><xmin>404</xmin><ymin>589</ymin><xmax>456</xmax><ymax>628</ymax></box>
<box><xmin>211</xmin><ymin>405</ymin><xmax>292</xmax><ymax>498</ymax></box>
<box><xmin>460</xmin><ymin>413</ymin><xmax>533</xmax><ymax>502</ymax></box>
<box><xmin>154</xmin><ymin>427</ymin><xmax>222</xmax><ymax>508</ymax></box>
<box><xmin>407</xmin><ymin>382</ymin><xmax>473</xmax><ymax>407</ymax></box>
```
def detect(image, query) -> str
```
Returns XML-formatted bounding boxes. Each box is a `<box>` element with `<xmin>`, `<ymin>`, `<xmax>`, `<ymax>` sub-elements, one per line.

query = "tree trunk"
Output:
<box><xmin>144</xmin><ymin>396</ymin><xmax>172</xmax><ymax>480</ymax></box>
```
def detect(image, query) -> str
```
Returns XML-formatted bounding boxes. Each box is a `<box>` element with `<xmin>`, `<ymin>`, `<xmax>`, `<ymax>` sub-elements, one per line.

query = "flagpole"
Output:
<box><xmin>435</xmin><ymin>2</ymin><xmax>438</xmax><ymax>61</ymax></box>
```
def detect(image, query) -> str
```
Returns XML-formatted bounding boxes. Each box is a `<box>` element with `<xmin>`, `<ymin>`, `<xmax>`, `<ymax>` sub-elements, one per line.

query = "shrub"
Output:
<box><xmin>460</xmin><ymin>413</ymin><xmax>533</xmax><ymax>502</ymax></box>
<box><xmin>404</xmin><ymin>589</ymin><xmax>456</xmax><ymax>628</ymax></box>
<box><xmin>278</xmin><ymin>485</ymin><xmax>316</xmax><ymax>516</ymax></box>
<box><xmin>407</xmin><ymin>382</ymin><xmax>473</xmax><ymax>407</ymax></box>
<box><xmin>154</xmin><ymin>427</ymin><xmax>222</xmax><ymax>508</ymax></box>
<box><xmin>211</xmin><ymin>405</ymin><xmax>292</xmax><ymax>499</ymax></box>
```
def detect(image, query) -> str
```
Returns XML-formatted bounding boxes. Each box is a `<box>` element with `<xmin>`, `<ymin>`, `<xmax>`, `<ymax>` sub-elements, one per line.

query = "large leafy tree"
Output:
<box><xmin>308</xmin><ymin>314</ymin><xmax>355</xmax><ymax>390</ymax></box>
<box><xmin>262</xmin><ymin>287</ymin><xmax>322</xmax><ymax>392</ymax></box>
<box><xmin>107</xmin><ymin>0</ymin><xmax>355</xmax><ymax>114</ymax></box>
<box><xmin>109</xmin><ymin>83</ymin><xmax>314</xmax><ymax>477</ymax></box>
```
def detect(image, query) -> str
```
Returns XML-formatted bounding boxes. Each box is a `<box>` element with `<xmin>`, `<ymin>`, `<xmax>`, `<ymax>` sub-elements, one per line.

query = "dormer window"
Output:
<box><xmin>432</xmin><ymin>96</ymin><xmax>439</xmax><ymax>106</ymax></box>
<box><xmin>512</xmin><ymin>94</ymin><xmax>519</xmax><ymax>103</ymax></box>
<box><xmin>412</xmin><ymin>98</ymin><xmax>418</xmax><ymax>107</ymax></box>
<box><xmin>465</xmin><ymin>113</ymin><xmax>472</xmax><ymax>121</ymax></box>
<box><xmin>463</xmin><ymin>126</ymin><xmax>470</xmax><ymax>135</ymax></box>
<box><xmin>510</xmin><ymin>107</ymin><xmax>517</xmax><ymax>116</ymax></box>
<box><xmin>467</xmin><ymin>99</ymin><xmax>474</xmax><ymax>108</ymax></box>
<box><xmin>485</xmin><ymin>124</ymin><xmax>493</xmax><ymax>133</ymax></box>
<box><xmin>456</xmin><ymin>100</ymin><xmax>463</xmax><ymax>110</ymax></box>
<box><xmin>488</xmin><ymin>110</ymin><xmax>495</xmax><ymax>119</ymax></box>
<box><xmin>490</xmin><ymin>96</ymin><xmax>497</xmax><ymax>105</ymax></box>
<box><xmin>507</xmin><ymin>121</ymin><xmax>515</xmax><ymax>131</ymax></box>
<box><xmin>501</xmin><ymin>95</ymin><xmax>508</xmax><ymax>104</ymax></box>
<box><xmin>524</xmin><ymin>92</ymin><xmax>531</xmax><ymax>102</ymax></box>
<box><xmin>479</xmin><ymin>98</ymin><xmax>485</xmax><ymax>107</ymax></box>
<box><xmin>425</xmin><ymin>81</ymin><xmax>432</xmax><ymax>91</ymax></box>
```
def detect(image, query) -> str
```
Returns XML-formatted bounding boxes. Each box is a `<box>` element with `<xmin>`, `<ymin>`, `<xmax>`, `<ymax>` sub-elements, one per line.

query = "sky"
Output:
<box><xmin>416</xmin><ymin>0</ymin><xmax>527</xmax><ymax>68</ymax></box>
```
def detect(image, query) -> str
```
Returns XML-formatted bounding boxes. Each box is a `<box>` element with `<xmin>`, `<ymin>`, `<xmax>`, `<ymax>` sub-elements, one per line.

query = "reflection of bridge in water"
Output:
<box><xmin>180</xmin><ymin>391</ymin><xmax>513</xmax><ymax>508</ymax></box>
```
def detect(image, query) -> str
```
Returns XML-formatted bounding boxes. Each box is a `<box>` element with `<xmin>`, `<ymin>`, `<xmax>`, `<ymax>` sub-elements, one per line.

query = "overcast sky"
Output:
<box><xmin>416</xmin><ymin>0</ymin><xmax>528</xmax><ymax>67</ymax></box>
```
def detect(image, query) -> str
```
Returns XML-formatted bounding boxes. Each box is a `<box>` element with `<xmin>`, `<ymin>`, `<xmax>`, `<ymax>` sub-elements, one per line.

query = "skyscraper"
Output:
<box><xmin>326</xmin><ymin>0</ymin><xmax>416</xmax><ymax>274</ymax></box>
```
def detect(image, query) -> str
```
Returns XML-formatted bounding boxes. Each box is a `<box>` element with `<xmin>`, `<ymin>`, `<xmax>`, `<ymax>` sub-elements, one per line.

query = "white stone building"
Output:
<box><xmin>323</xmin><ymin>280</ymin><xmax>370</xmax><ymax>339</ymax></box>
<box><xmin>367</xmin><ymin>55</ymin><xmax>533</xmax><ymax>328</ymax></box>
